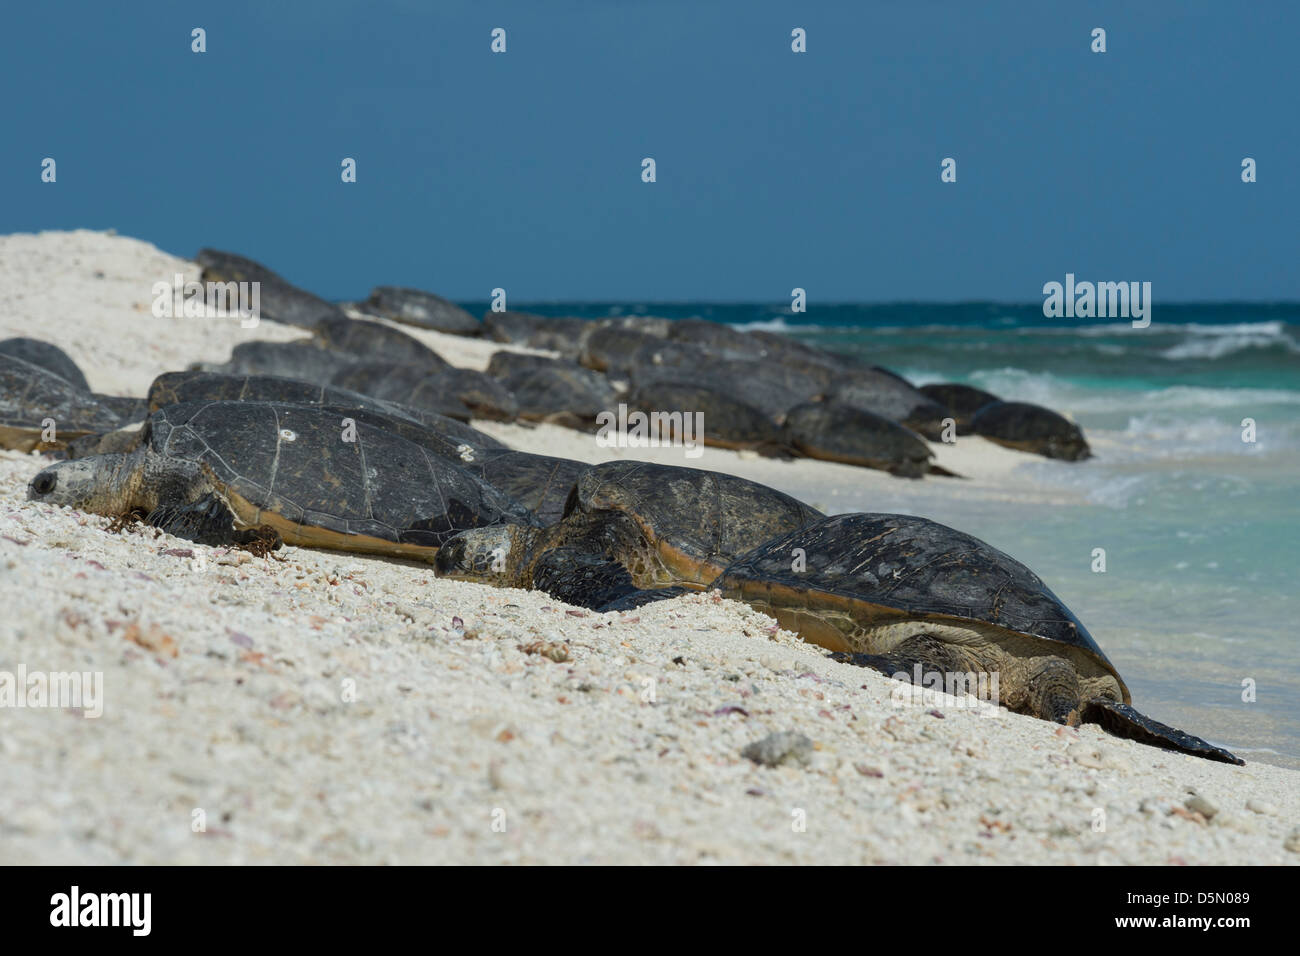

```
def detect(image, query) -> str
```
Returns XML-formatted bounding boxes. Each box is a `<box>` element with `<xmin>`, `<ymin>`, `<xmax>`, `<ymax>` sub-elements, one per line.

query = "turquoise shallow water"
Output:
<box><xmin>477</xmin><ymin>302</ymin><xmax>1300</xmax><ymax>767</ymax></box>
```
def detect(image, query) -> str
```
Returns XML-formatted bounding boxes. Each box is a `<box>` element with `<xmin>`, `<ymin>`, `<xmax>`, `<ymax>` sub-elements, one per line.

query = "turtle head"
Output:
<box><xmin>435</xmin><ymin>523</ymin><xmax>544</xmax><ymax>587</ymax></box>
<box><xmin>28</xmin><ymin>454</ymin><xmax>135</xmax><ymax>513</ymax></box>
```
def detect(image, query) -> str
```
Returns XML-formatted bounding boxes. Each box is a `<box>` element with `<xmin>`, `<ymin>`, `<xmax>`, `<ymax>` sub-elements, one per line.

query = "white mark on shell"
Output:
<box><xmin>457</xmin><ymin>444</ymin><xmax>475</xmax><ymax>462</ymax></box>
<box><xmin>279</xmin><ymin>428</ymin><xmax>297</xmax><ymax>442</ymax></box>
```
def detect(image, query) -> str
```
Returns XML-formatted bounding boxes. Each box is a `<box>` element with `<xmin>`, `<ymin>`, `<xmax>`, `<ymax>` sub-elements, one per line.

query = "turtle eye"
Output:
<box><xmin>31</xmin><ymin>471</ymin><xmax>57</xmax><ymax>495</ymax></box>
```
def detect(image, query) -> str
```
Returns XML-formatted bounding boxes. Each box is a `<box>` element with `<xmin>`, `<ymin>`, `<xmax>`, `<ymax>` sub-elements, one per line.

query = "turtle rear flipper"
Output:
<box><xmin>925</xmin><ymin>463</ymin><xmax>965</xmax><ymax>479</ymax></box>
<box><xmin>1080</xmin><ymin>698</ymin><xmax>1244</xmax><ymax>766</ymax></box>
<box><xmin>147</xmin><ymin>493</ymin><xmax>282</xmax><ymax>552</ymax></box>
<box><xmin>753</xmin><ymin>439</ymin><xmax>798</xmax><ymax>461</ymax></box>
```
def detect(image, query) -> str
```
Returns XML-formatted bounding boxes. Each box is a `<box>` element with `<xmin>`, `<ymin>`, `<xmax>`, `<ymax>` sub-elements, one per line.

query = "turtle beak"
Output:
<box><xmin>435</xmin><ymin>525</ymin><xmax>533</xmax><ymax>584</ymax></box>
<box><xmin>26</xmin><ymin>455</ymin><xmax>126</xmax><ymax>511</ymax></box>
<box><xmin>28</xmin><ymin>461</ymin><xmax>91</xmax><ymax>506</ymax></box>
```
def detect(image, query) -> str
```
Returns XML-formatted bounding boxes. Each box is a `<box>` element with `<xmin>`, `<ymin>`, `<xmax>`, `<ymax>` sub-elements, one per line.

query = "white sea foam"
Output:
<box><xmin>732</xmin><ymin>316</ymin><xmax>826</xmax><ymax>333</ymax></box>
<box><xmin>1036</xmin><ymin>320</ymin><xmax>1290</xmax><ymax>337</ymax></box>
<box><xmin>966</xmin><ymin>367</ymin><xmax>1300</xmax><ymax>414</ymax></box>
<box><xmin>1159</xmin><ymin>331</ymin><xmax>1300</xmax><ymax>360</ymax></box>
<box><xmin>896</xmin><ymin>368</ymin><xmax>949</xmax><ymax>386</ymax></box>
<box><xmin>1117</xmin><ymin>415</ymin><xmax>1272</xmax><ymax>459</ymax></box>
<box><xmin>1084</xmin><ymin>473</ymin><xmax>1149</xmax><ymax>508</ymax></box>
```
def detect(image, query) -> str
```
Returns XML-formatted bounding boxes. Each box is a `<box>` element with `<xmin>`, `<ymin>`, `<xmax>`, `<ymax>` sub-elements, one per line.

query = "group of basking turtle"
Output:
<box><xmin>4</xmin><ymin>250</ymin><xmax>1238</xmax><ymax>764</ymax></box>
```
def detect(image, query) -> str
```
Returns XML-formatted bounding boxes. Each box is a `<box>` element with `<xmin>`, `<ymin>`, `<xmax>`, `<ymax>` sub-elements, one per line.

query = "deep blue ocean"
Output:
<box><xmin>470</xmin><ymin>301</ymin><xmax>1300</xmax><ymax>766</ymax></box>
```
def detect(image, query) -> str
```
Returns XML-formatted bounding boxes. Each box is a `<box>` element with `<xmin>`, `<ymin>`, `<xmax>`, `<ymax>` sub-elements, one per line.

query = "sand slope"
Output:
<box><xmin>1</xmin><ymin>230</ymin><xmax>1296</xmax><ymax>864</ymax></box>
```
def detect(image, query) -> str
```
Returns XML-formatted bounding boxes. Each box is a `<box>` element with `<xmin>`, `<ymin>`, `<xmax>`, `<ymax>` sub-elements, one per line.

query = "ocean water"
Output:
<box><xmin>492</xmin><ymin>301</ymin><xmax>1300</xmax><ymax>768</ymax></box>
<box><xmin>810</xmin><ymin>306</ymin><xmax>1300</xmax><ymax>770</ymax></box>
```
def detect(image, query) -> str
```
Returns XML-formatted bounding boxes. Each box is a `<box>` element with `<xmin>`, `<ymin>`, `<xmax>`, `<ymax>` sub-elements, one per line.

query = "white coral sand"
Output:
<box><xmin>0</xmin><ymin>230</ymin><xmax>1295</xmax><ymax>864</ymax></box>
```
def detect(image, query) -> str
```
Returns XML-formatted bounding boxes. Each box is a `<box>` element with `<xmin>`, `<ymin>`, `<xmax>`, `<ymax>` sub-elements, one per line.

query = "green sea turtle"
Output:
<box><xmin>747</xmin><ymin>333</ymin><xmax>906</xmax><ymax>391</ymax></box>
<box><xmin>364</xmin><ymin>287</ymin><xmax>482</xmax><ymax>336</ymax></box>
<box><xmin>584</xmin><ymin>320</ymin><xmax>763</xmax><ymax>378</ymax></box>
<box><xmin>329</xmin><ymin>363</ymin><xmax>473</xmax><ymax>421</ymax></box>
<box><xmin>436</xmin><ymin>460</ymin><xmax>823</xmax><ymax>607</ymax></box>
<box><xmin>92</xmin><ymin>395</ymin><xmax>148</xmax><ymax>422</ymax></box>
<box><xmin>146</xmin><ymin>371</ymin><xmax>504</xmax><ymax>455</ymax></box>
<box><xmin>826</xmin><ymin>370</ymin><xmax>953</xmax><ymax>441</ymax></box>
<box><xmin>0</xmin><ymin>338</ymin><xmax>91</xmax><ymax>392</ymax></box>
<box><xmin>428</xmin><ymin>368</ymin><xmax>519</xmax><ymax>422</ymax></box>
<box><xmin>0</xmin><ymin>338</ymin><xmax>145</xmax><ymax>422</ymax></box>
<box><xmin>149</xmin><ymin>369</ymin><xmax>381</xmax><ymax>416</ymax></box>
<box><xmin>918</xmin><ymin>383</ymin><xmax>1000</xmax><ymax>434</ymax></box>
<box><xmin>480</xmin><ymin>315</ymin><xmax>599</xmax><ymax>358</ymax></box>
<box><xmin>487</xmin><ymin>352</ymin><xmax>618</xmax><ymax>430</ymax></box>
<box><xmin>1</xmin><ymin>354</ymin><xmax>123</xmax><ymax>452</ymax></box>
<box><xmin>630</xmin><ymin>356</ymin><xmax>821</xmax><ymax>423</ymax></box>
<box><xmin>467</xmin><ymin>449</ymin><xmax>591</xmax><ymax>526</ymax></box>
<box><xmin>665</xmin><ymin>318</ymin><xmax>770</xmax><ymax>360</ymax></box>
<box><xmin>623</xmin><ymin>381</ymin><xmax>793</xmax><ymax>457</ymax></box>
<box><xmin>748</xmin><ymin>330</ymin><xmax>843</xmax><ymax>366</ymax></box>
<box><xmin>613</xmin><ymin>338</ymin><xmax>703</xmax><ymax>381</ymax></box>
<box><xmin>522</xmin><ymin>317</ymin><xmax>602</xmax><ymax>359</ymax></box>
<box><xmin>579</xmin><ymin>325</ymin><xmax>664</xmax><ymax>374</ymax></box>
<box><xmin>610</xmin><ymin>315</ymin><xmax>673</xmax><ymax>337</ymax></box>
<box><xmin>973</xmin><ymin>401</ymin><xmax>1091</xmax><ymax>461</ymax></box>
<box><xmin>196</xmin><ymin>248</ymin><xmax>345</xmax><ymax>329</ymax></box>
<box><xmin>27</xmin><ymin>401</ymin><xmax>537</xmax><ymax>556</ymax></box>
<box><xmin>311</xmin><ymin>316</ymin><xmax>449</xmax><ymax>368</ymax></box>
<box><xmin>712</xmin><ymin>512</ymin><xmax>1241</xmax><ymax>764</ymax></box>
<box><xmin>213</xmin><ymin>340</ymin><xmax>362</xmax><ymax>381</ymax></box>
<box><xmin>782</xmin><ymin>401</ymin><xmax>951</xmax><ymax>477</ymax></box>
<box><xmin>66</xmin><ymin>423</ymin><xmax>147</xmax><ymax>459</ymax></box>
<box><xmin>483</xmin><ymin>310</ymin><xmax>547</xmax><ymax>344</ymax></box>
<box><xmin>330</xmin><ymin>363</ymin><xmax>517</xmax><ymax>422</ymax></box>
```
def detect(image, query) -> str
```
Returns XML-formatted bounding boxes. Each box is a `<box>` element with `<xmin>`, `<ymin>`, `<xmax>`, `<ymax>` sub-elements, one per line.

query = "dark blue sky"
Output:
<box><xmin>4</xmin><ymin>1</ymin><xmax>1295</xmax><ymax>302</ymax></box>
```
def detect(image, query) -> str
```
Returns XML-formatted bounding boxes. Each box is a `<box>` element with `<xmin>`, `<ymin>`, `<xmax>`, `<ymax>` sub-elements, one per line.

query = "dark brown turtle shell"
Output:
<box><xmin>565</xmin><ymin>460</ymin><xmax>824</xmax><ymax>586</ymax></box>
<box><xmin>311</xmin><ymin>316</ymin><xmax>448</xmax><ymax>368</ymax></box>
<box><xmin>782</xmin><ymin>401</ymin><xmax>934</xmax><ymax>477</ymax></box>
<box><xmin>826</xmin><ymin>370</ymin><xmax>952</xmax><ymax>441</ymax></box>
<box><xmin>147</xmin><ymin>371</ymin><xmax>504</xmax><ymax>453</ymax></box>
<box><xmin>364</xmin><ymin>286</ymin><xmax>481</xmax><ymax>336</ymax></box>
<box><xmin>468</xmin><ymin>449</ymin><xmax>591</xmax><ymax>526</ymax></box>
<box><xmin>918</xmin><ymin>383</ymin><xmax>1000</xmax><ymax>434</ymax></box>
<box><xmin>623</xmin><ymin>381</ymin><xmax>785</xmax><ymax>451</ymax></box>
<box><xmin>714</xmin><ymin>511</ymin><xmax>1128</xmax><ymax>699</ymax></box>
<box><xmin>972</xmin><ymin>401</ymin><xmax>1091</xmax><ymax>461</ymax></box>
<box><xmin>196</xmin><ymin>248</ymin><xmax>345</xmax><ymax>330</ymax></box>
<box><xmin>147</xmin><ymin>401</ymin><xmax>536</xmax><ymax>549</ymax></box>
<box><xmin>0</xmin><ymin>338</ymin><xmax>90</xmax><ymax>391</ymax></box>
<box><xmin>0</xmin><ymin>353</ymin><xmax>122</xmax><ymax>451</ymax></box>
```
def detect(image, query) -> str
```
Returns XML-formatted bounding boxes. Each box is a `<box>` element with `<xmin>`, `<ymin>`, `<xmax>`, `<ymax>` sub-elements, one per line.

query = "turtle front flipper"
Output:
<box><xmin>531</xmin><ymin>548</ymin><xmax>684</xmax><ymax>611</ymax></box>
<box><xmin>1080</xmin><ymin>698</ymin><xmax>1244</xmax><ymax>766</ymax></box>
<box><xmin>597</xmin><ymin>586</ymin><xmax>690</xmax><ymax>612</ymax></box>
<box><xmin>147</xmin><ymin>493</ymin><xmax>282</xmax><ymax>553</ymax></box>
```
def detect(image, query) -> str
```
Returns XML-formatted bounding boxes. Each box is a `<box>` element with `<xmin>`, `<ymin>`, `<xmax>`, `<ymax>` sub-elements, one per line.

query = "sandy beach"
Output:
<box><xmin>2</xmin><ymin>230</ymin><xmax>1297</xmax><ymax>865</ymax></box>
